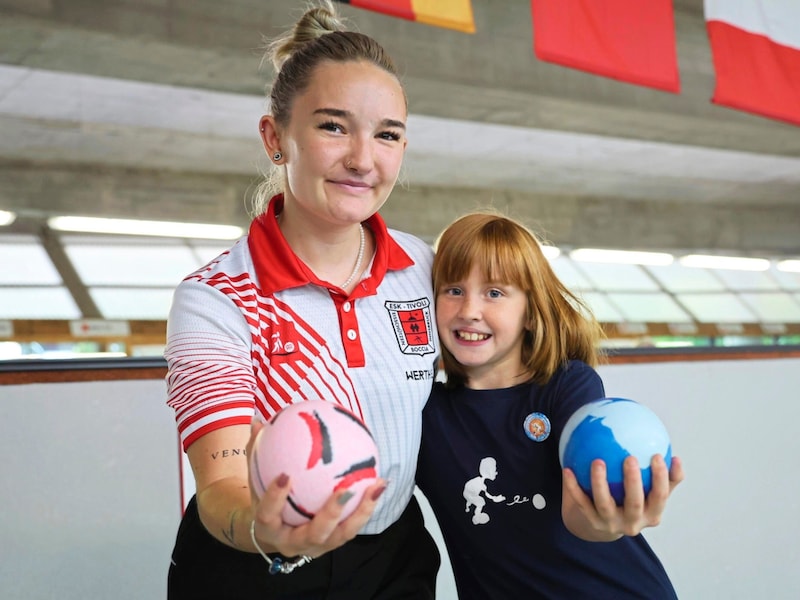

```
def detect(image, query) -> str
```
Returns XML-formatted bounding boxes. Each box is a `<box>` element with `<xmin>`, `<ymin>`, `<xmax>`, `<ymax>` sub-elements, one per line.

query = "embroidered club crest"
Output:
<box><xmin>385</xmin><ymin>298</ymin><xmax>435</xmax><ymax>356</ymax></box>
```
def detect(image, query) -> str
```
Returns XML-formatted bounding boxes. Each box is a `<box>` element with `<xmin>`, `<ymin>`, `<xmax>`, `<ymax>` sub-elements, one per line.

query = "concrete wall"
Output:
<box><xmin>2</xmin><ymin>355</ymin><xmax>799</xmax><ymax>598</ymax></box>
<box><xmin>0</xmin><ymin>379</ymin><xmax>180</xmax><ymax>600</ymax></box>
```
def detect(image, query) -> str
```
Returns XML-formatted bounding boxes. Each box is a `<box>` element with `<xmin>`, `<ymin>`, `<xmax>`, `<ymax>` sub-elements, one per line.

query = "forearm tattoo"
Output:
<box><xmin>210</xmin><ymin>448</ymin><xmax>246</xmax><ymax>460</ymax></box>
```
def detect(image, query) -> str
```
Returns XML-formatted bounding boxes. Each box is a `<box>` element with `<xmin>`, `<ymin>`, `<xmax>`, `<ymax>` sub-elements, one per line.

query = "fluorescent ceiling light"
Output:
<box><xmin>654</xmin><ymin>340</ymin><xmax>695</xmax><ymax>348</ymax></box>
<box><xmin>569</xmin><ymin>248</ymin><xmax>673</xmax><ymax>266</ymax></box>
<box><xmin>47</xmin><ymin>216</ymin><xmax>244</xmax><ymax>240</ymax></box>
<box><xmin>540</xmin><ymin>245</ymin><xmax>561</xmax><ymax>259</ymax></box>
<box><xmin>776</xmin><ymin>259</ymin><xmax>800</xmax><ymax>273</ymax></box>
<box><xmin>679</xmin><ymin>254</ymin><xmax>769</xmax><ymax>271</ymax></box>
<box><xmin>0</xmin><ymin>210</ymin><xmax>17</xmax><ymax>226</ymax></box>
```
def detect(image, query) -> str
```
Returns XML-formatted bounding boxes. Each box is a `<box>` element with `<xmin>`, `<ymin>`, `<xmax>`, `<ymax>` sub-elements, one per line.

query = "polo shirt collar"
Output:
<box><xmin>248</xmin><ymin>194</ymin><xmax>414</xmax><ymax>296</ymax></box>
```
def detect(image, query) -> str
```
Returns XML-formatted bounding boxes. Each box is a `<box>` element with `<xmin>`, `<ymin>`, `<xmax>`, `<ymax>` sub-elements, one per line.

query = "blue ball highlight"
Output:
<box><xmin>558</xmin><ymin>397</ymin><xmax>672</xmax><ymax>505</ymax></box>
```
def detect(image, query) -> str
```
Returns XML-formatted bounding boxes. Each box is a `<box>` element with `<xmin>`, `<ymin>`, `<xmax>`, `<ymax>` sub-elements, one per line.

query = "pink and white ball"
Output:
<box><xmin>250</xmin><ymin>400</ymin><xmax>380</xmax><ymax>526</ymax></box>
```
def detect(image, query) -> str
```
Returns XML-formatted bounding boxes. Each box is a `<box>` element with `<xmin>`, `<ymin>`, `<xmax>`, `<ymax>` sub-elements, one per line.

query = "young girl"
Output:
<box><xmin>417</xmin><ymin>211</ymin><xmax>684</xmax><ymax>599</ymax></box>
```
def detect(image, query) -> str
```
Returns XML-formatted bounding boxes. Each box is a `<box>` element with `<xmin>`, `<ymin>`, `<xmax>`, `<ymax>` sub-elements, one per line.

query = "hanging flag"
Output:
<box><xmin>530</xmin><ymin>0</ymin><xmax>680</xmax><ymax>93</ymax></box>
<box><xmin>705</xmin><ymin>1</ymin><xmax>800</xmax><ymax>127</ymax></box>
<box><xmin>335</xmin><ymin>0</ymin><xmax>475</xmax><ymax>33</ymax></box>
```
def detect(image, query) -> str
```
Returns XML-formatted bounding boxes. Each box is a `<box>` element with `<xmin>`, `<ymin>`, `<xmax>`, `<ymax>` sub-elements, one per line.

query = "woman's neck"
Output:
<box><xmin>277</xmin><ymin>211</ymin><xmax>373</xmax><ymax>290</ymax></box>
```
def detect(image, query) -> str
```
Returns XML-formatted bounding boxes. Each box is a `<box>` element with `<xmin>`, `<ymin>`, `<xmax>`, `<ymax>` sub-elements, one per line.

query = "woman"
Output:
<box><xmin>165</xmin><ymin>2</ymin><xmax>440</xmax><ymax>597</ymax></box>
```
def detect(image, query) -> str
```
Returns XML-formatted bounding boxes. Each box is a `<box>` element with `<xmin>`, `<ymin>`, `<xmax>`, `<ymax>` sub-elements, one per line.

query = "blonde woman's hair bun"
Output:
<box><xmin>268</xmin><ymin>1</ymin><xmax>348</xmax><ymax>71</ymax></box>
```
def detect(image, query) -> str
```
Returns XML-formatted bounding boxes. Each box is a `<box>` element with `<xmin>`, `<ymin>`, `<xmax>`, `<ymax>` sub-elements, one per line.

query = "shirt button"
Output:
<box><xmin>346</xmin><ymin>329</ymin><xmax>357</xmax><ymax>341</ymax></box>
<box><xmin>343</xmin><ymin>301</ymin><xmax>351</xmax><ymax>312</ymax></box>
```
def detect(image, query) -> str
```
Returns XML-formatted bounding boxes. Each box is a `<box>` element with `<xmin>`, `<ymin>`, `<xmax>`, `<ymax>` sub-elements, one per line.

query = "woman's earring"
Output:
<box><xmin>273</xmin><ymin>151</ymin><xmax>283</xmax><ymax>162</ymax></box>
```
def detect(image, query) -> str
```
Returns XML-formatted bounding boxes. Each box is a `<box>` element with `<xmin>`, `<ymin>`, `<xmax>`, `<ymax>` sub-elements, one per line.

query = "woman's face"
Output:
<box><xmin>274</xmin><ymin>60</ymin><xmax>407</xmax><ymax>228</ymax></box>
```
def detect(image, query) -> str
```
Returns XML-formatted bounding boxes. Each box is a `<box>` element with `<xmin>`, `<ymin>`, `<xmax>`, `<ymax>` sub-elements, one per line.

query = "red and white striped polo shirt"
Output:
<box><xmin>165</xmin><ymin>194</ymin><xmax>438</xmax><ymax>533</ymax></box>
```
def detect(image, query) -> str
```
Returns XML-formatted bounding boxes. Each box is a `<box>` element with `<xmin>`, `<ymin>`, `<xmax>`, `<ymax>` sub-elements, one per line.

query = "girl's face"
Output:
<box><xmin>436</xmin><ymin>264</ymin><xmax>529</xmax><ymax>390</ymax></box>
<box><xmin>265</xmin><ymin>60</ymin><xmax>407</xmax><ymax>229</ymax></box>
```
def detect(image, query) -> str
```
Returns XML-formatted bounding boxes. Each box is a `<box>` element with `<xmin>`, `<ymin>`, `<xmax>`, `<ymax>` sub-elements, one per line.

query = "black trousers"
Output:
<box><xmin>168</xmin><ymin>495</ymin><xmax>440</xmax><ymax>599</ymax></box>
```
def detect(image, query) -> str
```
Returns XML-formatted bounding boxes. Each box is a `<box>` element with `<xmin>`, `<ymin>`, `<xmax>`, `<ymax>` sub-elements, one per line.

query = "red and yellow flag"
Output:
<box><xmin>336</xmin><ymin>0</ymin><xmax>475</xmax><ymax>33</ymax></box>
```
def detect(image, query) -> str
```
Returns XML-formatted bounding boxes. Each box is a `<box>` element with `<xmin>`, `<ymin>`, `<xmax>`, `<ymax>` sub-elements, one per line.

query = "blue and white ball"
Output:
<box><xmin>558</xmin><ymin>397</ymin><xmax>672</xmax><ymax>505</ymax></box>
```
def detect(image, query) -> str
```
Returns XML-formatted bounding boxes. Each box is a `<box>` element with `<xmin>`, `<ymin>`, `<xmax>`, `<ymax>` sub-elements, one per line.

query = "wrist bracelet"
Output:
<box><xmin>249</xmin><ymin>519</ymin><xmax>313</xmax><ymax>575</ymax></box>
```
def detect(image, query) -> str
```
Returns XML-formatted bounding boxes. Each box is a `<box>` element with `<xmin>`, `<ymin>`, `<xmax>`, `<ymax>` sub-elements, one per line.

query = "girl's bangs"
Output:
<box><xmin>438</xmin><ymin>226</ymin><xmax>528</xmax><ymax>288</ymax></box>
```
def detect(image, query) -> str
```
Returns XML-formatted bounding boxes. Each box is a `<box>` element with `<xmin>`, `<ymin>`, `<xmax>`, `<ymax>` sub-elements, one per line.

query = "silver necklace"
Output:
<box><xmin>341</xmin><ymin>223</ymin><xmax>365</xmax><ymax>289</ymax></box>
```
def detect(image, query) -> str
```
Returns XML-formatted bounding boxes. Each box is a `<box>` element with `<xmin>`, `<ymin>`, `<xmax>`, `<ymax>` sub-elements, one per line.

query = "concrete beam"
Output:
<box><xmin>381</xmin><ymin>186</ymin><xmax>800</xmax><ymax>256</ymax></box>
<box><xmin>2</xmin><ymin>1</ymin><xmax>799</xmax><ymax>155</ymax></box>
<box><xmin>1</xmin><ymin>160</ymin><xmax>254</xmax><ymax>225</ymax></box>
<box><xmin>4</xmin><ymin>161</ymin><xmax>799</xmax><ymax>256</ymax></box>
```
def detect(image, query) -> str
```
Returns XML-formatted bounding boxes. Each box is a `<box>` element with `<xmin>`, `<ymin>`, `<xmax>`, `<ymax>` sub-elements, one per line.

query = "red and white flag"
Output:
<box><xmin>705</xmin><ymin>1</ymin><xmax>800</xmax><ymax>126</ymax></box>
<box><xmin>530</xmin><ymin>0</ymin><xmax>680</xmax><ymax>93</ymax></box>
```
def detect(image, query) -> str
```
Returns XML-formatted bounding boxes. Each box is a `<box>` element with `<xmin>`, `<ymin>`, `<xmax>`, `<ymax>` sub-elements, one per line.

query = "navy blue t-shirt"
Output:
<box><xmin>416</xmin><ymin>360</ymin><xmax>677</xmax><ymax>600</ymax></box>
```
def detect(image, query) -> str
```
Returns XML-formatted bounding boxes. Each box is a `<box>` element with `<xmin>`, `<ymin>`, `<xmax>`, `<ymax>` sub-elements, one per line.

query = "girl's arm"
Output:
<box><xmin>561</xmin><ymin>454</ymin><xmax>684</xmax><ymax>542</ymax></box>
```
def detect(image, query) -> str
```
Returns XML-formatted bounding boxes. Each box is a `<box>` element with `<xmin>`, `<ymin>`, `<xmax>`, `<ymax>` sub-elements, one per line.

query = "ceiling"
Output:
<box><xmin>1</xmin><ymin>0</ymin><xmax>800</xmax><ymax>256</ymax></box>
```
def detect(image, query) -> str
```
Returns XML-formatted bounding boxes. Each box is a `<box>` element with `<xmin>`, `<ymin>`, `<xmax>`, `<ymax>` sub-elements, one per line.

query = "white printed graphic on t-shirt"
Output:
<box><xmin>463</xmin><ymin>457</ymin><xmax>507</xmax><ymax>525</ymax></box>
<box><xmin>463</xmin><ymin>457</ymin><xmax>548</xmax><ymax>525</ymax></box>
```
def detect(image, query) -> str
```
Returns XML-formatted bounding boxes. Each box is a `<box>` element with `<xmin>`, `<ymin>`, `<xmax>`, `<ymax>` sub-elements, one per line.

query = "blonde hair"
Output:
<box><xmin>432</xmin><ymin>210</ymin><xmax>605</xmax><ymax>388</ymax></box>
<box><xmin>252</xmin><ymin>1</ymin><xmax>405</xmax><ymax>214</ymax></box>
